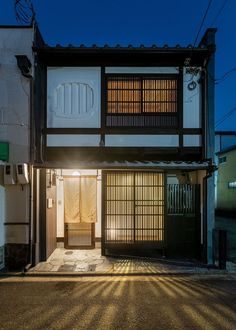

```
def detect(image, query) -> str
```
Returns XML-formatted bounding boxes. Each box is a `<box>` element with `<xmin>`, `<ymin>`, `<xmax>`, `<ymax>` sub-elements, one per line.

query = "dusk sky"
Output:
<box><xmin>0</xmin><ymin>0</ymin><xmax>236</xmax><ymax>131</ymax></box>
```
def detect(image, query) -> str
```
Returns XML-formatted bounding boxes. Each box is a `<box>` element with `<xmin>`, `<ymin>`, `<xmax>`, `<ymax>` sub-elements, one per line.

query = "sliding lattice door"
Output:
<box><xmin>104</xmin><ymin>172</ymin><xmax>164</xmax><ymax>247</ymax></box>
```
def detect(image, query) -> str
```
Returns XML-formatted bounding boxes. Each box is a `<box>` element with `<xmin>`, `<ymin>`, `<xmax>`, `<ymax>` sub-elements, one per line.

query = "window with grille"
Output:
<box><xmin>105</xmin><ymin>75</ymin><xmax>179</xmax><ymax>128</ymax></box>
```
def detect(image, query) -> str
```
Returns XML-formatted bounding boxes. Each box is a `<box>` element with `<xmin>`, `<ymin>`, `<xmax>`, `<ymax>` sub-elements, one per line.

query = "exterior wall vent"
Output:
<box><xmin>54</xmin><ymin>82</ymin><xmax>94</xmax><ymax>118</ymax></box>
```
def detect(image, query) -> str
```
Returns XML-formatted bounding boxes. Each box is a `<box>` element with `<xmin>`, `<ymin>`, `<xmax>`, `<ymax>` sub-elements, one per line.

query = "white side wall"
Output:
<box><xmin>0</xmin><ymin>28</ymin><xmax>34</xmax><ymax>245</ymax></box>
<box><xmin>4</xmin><ymin>186</ymin><xmax>30</xmax><ymax>244</ymax></box>
<box><xmin>0</xmin><ymin>28</ymin><xmax>34</xmax><ymax>163</ymax></box>
<box><xmin>183</xmin><ymin>68</ymin><xmax>201</xmax><ymax>129</ymax></box>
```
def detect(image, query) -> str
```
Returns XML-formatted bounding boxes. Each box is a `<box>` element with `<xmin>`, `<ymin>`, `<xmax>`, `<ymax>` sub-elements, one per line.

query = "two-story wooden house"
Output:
<box><xmin>1</xmin><ymin>25</ymin><xmax>216</xmax><ymax>269</ymax></box>
<box><xmin>29</xmin><ymin>27</ymin><xmax>216</xmax><ymax>267</ymax></box>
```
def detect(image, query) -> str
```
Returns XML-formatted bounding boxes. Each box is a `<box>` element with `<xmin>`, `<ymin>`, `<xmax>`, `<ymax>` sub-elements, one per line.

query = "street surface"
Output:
<box><xmin>0</xmin><ymin>275</ymin><xmax>236</xmax><ymax>330</ymax></box>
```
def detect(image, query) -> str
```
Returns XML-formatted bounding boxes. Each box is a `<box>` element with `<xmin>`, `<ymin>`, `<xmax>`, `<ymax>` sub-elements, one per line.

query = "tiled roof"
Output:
<box><xmin>216</xmin><ymin>144</ymin><xmax>236</xmax><ymax>155</ymax></box>
<box><xmin>42</xmin><ymin>43</ymin><xmax>207</xmax><ymax>50</ymax></box>
<box><xmin>44</xmin><ymin>160</ymin><xmax>211</xmax><ymax>170</ymax></box>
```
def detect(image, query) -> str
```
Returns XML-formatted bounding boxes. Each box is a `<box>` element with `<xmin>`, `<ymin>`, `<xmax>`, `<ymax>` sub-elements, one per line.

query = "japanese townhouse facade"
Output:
<box><xmin>0</xmin><ymin>25</ymin><xmax>216</xmax><ymax>269</ymax></box>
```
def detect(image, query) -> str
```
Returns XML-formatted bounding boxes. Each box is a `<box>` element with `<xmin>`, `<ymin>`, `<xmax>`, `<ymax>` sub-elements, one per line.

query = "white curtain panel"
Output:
<box><xmin>64</xmin><ymin>177</ymin><xmax>97</xmax><ymax>223</ymax></box>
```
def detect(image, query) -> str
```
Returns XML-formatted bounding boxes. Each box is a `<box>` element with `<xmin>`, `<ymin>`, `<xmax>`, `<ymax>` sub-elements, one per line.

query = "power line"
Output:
<box><xmin>193</xmin><ymin>0</ymin><xmax>214</xmax><ymax>47</ymax></box>
<box><xmin>210</xmin><ymin>0</ymin><xmax>229</xmax><ymax>26</ymax></box>
<box><xmin>215</xmin><ymin>106</ymin><xmax>236</xmax><ymax>127</ymax></box>
<box><xmin>215</xmin><ymin>67</ymin><xmax>236</xmax><ymax>83</ymax></box>
<box><xmin>204</xmin><ymin>66</ymin><xmax>236</xmax><ymax>85</ymax></box>
<box><xmin>215</xmin><ymin>107</ymin><xmax>236</xmax><ymax>125</ymax></box>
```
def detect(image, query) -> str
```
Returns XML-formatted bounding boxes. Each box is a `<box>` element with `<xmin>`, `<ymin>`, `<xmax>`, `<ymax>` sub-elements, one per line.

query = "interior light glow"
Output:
<box><xmin>72</xmin><ymin>171</ymin><xmax>81</xmax><ymax>176</ymax></box>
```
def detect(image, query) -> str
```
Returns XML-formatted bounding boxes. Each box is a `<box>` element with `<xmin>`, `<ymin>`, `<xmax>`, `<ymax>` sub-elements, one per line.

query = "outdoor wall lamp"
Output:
<box><xmin>72</xmin><ymin>171</ymin><xmax>81</xmax><ymax>176</ymax></box>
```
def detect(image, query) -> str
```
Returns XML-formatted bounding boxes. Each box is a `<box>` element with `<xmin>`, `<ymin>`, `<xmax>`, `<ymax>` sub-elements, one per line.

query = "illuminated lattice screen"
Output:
<box><xmin>106</xmin><ymin>76</ymin><xmax>178</xmax><ymax>114</ymax></box>
<box><xmin>104</xmin><ymin>172</ymin><xmax>164</xmax><ymax>243</ymax></box>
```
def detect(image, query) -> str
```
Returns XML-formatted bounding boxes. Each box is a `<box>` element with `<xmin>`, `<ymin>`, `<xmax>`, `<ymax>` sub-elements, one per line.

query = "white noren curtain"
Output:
<box><xmin>64</xmin><ymin>177</ymin><xmax>97</xmax><ymax>223</ymax></box>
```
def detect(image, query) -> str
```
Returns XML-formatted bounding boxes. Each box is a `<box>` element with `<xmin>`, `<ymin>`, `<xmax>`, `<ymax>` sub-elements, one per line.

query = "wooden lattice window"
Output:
<box><xmin>106</xmin><ymin>76</ymin><xmax>178</xmax><ymax>114</ymax></box>
<box><xmin>104</xmin><ymin>171</ymin><xmax>164</xmax><ymax>244</ymax></box>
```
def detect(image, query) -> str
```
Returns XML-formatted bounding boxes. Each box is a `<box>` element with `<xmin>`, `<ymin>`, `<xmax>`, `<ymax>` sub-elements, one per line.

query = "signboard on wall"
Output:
<box><xmin>0</xmin><ymin>142</ymin><xmax>9</xmax><ymax>161</ymax></box>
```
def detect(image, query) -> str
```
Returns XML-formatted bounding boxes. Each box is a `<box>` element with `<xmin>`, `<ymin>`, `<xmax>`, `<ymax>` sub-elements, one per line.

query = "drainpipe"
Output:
<box><xmin>199</xmin><ymin>29</ymin><xmax>217</xmax><ymax>266</ymax></box>
<box><xmin>202</xmin><ymin>161</ymin><xmax>217</xmax><ymax>265</ymax></box>
<box><xmin>15</xmin><ymin>55</ymin><xmax>34</xmax><ymax>270</ymax></box>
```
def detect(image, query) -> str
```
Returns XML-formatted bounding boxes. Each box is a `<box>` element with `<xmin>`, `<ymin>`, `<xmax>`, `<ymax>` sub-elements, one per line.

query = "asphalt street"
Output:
<box><xmin>0</xmin><ymin>275</ymin><xmax>236</xmax><ymax>330</ymax></box>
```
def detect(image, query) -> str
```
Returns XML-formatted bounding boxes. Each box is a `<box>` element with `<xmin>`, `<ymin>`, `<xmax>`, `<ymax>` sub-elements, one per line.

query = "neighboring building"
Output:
<box><xmin>0</xmin><ymin>26</ymin><xmax>36</xmax><ymax>269</ymax></box>
<box><xmin>216</xmin><ymin>145</ymin><xmax>236</xmax><ymax>213</ymax></box>
<box><xmin>215</xmin><ymin>131</ymin><xmax>236</xmax><ymax>153</ymax></box>
<box><xmin>0</xmin><ymin>25</ymin><xmax>216</xmax><ymax>269</ymax></box>
<box><xmin>214</xmin><ymin>131</ymin><xmax>236</xmax><ymax>208</ymax></box>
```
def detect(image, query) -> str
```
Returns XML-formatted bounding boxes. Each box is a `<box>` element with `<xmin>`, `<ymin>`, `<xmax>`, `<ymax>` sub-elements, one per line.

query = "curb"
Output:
<box><xmin>0</xmin><ymin>269</ymin><xmax>232</xmax><ymax>278</ymax></box>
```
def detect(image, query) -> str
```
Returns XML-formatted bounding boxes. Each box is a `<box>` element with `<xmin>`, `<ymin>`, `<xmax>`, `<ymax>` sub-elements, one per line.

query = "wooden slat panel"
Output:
<box><xmin>167</xmin><ymin>184</ymin><xmax>200</xmax><ymax>215</ymax></box>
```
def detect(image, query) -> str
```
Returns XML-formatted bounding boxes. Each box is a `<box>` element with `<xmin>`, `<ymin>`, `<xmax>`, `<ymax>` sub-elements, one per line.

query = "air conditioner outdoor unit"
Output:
<box><xmin>16</xmin><ymin>163</ymin><xmax>29</xmax><ymax>184</ymax></box>
<box><xmin>3</xmin><ymin>164</ymin><xmax>15</xmax><ymax>185</ymax></box>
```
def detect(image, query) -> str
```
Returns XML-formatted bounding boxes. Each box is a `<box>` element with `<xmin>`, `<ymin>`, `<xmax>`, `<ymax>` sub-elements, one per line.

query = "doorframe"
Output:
<box><xmin>38</xmin><ymin>168</ymin><xmax>57</xmax><ymax>262</ymax></box>
<box><xmin>39</xmin><ymin>168</ymin><xmax>47</xmax><ymax>261</ymax></box>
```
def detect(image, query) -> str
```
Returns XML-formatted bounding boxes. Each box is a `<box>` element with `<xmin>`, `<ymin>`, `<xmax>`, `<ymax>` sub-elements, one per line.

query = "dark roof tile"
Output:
<box><xmin>37</xmin><ymin>42</ymin><xmax>209</xmax><ymax>51</ymax></box>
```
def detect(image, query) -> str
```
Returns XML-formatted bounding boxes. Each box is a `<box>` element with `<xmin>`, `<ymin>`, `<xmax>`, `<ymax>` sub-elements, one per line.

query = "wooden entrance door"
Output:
<box><xmin>166</xmin><ymin>184</ymin><xmax>201</xmax><ymax>258</ymax></box>
<box><xmin>103</xmin><ymin>171</ymin><xmax>165</xmax><ymax>254</ymax></box>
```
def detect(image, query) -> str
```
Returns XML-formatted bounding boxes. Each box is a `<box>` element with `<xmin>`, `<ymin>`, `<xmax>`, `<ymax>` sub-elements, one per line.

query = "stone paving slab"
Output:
<box><xmin>26</xmin><ymin>247</ymin><xmax>236</xmax><ymax>275</ymax></box>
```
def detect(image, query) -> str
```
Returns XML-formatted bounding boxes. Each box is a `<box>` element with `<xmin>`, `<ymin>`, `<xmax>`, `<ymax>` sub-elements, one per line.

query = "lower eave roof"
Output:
<box><xmin>38</xmin><ymin>160</ymin><xmax>211</xmax><ymax>170</ymax></box>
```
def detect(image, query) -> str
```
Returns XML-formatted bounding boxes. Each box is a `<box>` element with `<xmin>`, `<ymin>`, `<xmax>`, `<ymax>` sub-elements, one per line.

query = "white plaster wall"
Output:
<box><xmin>183</xmin><ymin>135</ymin><xmax>201</xmax><ymax>147</ymax></box>
<box><xmin>47</xmin><ymin>67</ymin><xmax>101</xmax><ymax>128</ymax></box>
<box><xmin>0</xmin><ymin>28</ymin><xmax>34</xmax><ymax>163</ymax></box>
<box><xmin>0</xmin><ymin>185</ymin><xmax>5</xmax><ymax>246</ymax></box>
<box><xmin>105</xmin><ymin>135</ymin><xmax>179</xmax><ymax>147</ymax></box>
<box><xmin>5</xmin><ymin>185</ymin><xmax>30</xmax><ymax>244</ymax></box>
<box><xmin>183</xmin><ymin>68</ymin><xmax>201</xmax><ymax>128</ymax></box>
<box><xmin>47</xmin><ymin>134</ymin><xmax>100</xmax><ymax>147</ymax></box>
<box><xmin>56</xmin><ymin>169</ymin><xmax>101</xmax><ymax>238</ymax></box>
<box><xmin>0</xmin><ymin>28</ymin><xmax>33</xmax><ymax>246</ymax></box>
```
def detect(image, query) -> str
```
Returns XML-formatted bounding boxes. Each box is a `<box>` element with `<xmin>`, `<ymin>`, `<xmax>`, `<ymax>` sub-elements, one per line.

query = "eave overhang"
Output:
<box><xmin>34</xmin><ymin>46</ymin><xmax>213</xmax><ymax>67</ymax></box>
<box><xmin>35</xmin><ymin>160</ymin><xmax>211</xmax><ymax>171</ymax></box>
